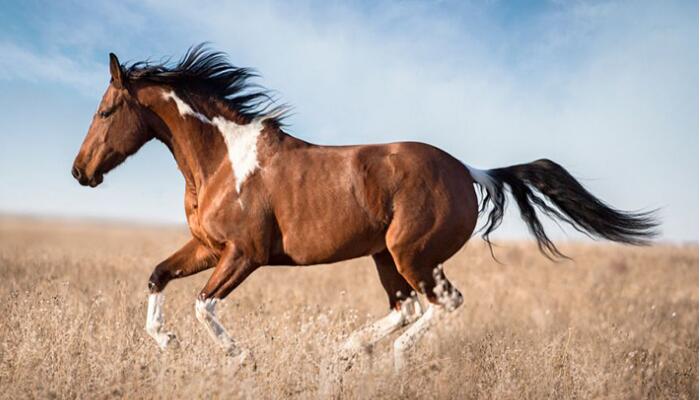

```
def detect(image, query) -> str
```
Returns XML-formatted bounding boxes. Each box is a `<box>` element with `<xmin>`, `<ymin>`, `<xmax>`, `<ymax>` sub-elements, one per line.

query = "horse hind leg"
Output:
<box><xmin>340</xmin><ymin>250</ymin><xmax>422</xmax><ymax>359</ymax></box>
<box><xmin>392</xmin><ymin>265</ymin><xmax>464</xmax><ymax>371</ymax></box>
<box><xmin>321</xmin><ymin>251</ymin><xmax>422</xmax><ymax>396</ymax></box>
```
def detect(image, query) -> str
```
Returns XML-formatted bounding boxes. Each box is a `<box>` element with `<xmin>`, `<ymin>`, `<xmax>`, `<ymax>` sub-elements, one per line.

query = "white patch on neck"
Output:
<box><xmin>162</xmin><ymin>90</ymin><xmax>267</xmax><ymax>193</ymax></box>
<box><xmin>212</xmin><ymin>116</ymin><xmax>263</xmax><ymax>193</ymax></box>
<box><xmin>162</xmin><ymin>91</ymin><xmax>211</xmax><ymax>124</ymax></box>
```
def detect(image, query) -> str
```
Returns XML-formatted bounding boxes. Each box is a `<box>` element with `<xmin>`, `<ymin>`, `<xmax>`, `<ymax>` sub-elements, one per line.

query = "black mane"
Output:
<box><xmin>122</xmin><ymin>44</ymin><xmax>287</xmax><ymax>123</ymax></box>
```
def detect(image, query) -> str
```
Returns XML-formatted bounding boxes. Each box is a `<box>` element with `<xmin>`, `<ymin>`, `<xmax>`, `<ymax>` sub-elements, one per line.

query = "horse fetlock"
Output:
<box><xmin>145</xmin><ymin>315</ymin><xmax>177</xmax><ymax>348</ymax></box>
<box><xmin>220</xmin><ymin>336</ymin><xmax>241</xmax><ymax>355</ymax></box>
<box><xmin>399</xmin><ymin>295</ymin><xmax>423</xmax><ymax>324</ymax></box>
<box><xmin>145</xmin><ymin>292</ymin><xmax>178</xmax><ymax>350</ymax></box>
<box><xmin>229</xmin><ymin>348</ymin><xmax>257</xmax><ymax>371</ymax></box>
<box><xmin>148</xmin><ymin>329</ymin><xmax>178</xmax><ymax>350</ymax></box>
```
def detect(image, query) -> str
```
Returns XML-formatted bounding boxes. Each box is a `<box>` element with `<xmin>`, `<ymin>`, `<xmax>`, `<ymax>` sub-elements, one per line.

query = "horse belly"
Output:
<box><xmin>275</xmin><ymin>193</ymin><xmax>387</xmax><ymax>265</ymax></box>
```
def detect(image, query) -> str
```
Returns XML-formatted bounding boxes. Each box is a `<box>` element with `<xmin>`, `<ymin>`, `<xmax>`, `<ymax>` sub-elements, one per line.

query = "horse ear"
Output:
<box><xmin>109</xmin><ymin>53</ymin><xmax>125</xmax><ymax>89</ymax></box>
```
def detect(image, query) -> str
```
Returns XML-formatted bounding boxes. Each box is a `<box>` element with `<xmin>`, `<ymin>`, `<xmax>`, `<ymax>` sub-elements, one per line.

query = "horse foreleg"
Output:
<box><xmin>145</xmin><ymin>292</ymin><xmax>174</xmax><ymax>349</ymax></box>
<box><xmin>146</xmin><ymin>238</ymin><xmax>218</xmax><ymax>350</ymax></box>
<box><xmin>195</xmin><ymin>244</ymin><xmax>258</xmax><ymax>362</ymax></box>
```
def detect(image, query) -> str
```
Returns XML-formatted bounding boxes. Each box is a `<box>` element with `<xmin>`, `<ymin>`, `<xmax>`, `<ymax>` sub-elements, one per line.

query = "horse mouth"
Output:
<box><xmin>87</xmin><ymin>173</ymin><xmax>104</xmax><ymax>187</ymax></box>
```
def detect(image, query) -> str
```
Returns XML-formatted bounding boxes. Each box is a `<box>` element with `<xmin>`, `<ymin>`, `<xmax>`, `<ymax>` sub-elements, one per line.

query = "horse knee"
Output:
<box><xmin>148</xmin><ymin>264</ymin><xmax>175</xmax><ymax>292</ymax></box>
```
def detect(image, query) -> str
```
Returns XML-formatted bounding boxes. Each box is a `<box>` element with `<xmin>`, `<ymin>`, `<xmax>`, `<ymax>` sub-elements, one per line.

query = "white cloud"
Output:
<box><xmin>0</xmin><ymin>41</ymin><xmax>105</xmax><ymax>95</ymax></box>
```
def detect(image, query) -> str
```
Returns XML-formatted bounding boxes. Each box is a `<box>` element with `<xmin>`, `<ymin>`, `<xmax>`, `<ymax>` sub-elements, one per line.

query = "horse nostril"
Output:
<box><xmin>71</xmin><ymin>166</ymin><xmax>82</xmax><ymax>180</ymax></box>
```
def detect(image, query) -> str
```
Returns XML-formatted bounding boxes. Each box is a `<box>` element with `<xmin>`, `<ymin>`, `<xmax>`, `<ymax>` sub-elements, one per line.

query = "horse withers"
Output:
<box><xmin>72</xmin><ymin>45</ymin><xmax>657</xmax><ymax>370</ymax></box>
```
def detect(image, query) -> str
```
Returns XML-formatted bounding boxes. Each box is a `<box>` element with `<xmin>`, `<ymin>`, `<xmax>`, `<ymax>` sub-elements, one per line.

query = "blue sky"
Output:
<box><xmin>0</xmin><ymin>0</ymin><xmax>697</xmax><ymax>242</ymax></box>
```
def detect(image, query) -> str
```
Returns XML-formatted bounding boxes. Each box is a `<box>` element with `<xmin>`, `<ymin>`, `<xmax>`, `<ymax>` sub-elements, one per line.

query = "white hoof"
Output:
<box><xmin>146</xmin><ymin>328</ymin><xmax>178</xmax><ymax>350</ymax></box>
<box><xmin>227</xmin><ymin>348</ymin><xmax>256</xmax><ymax>371</ymax></box>
<box><xmin>339</xmin><ymin>336</ymin><xmax>369</xmax><ymax>359</ymax></box>
<box><xmin>161</xmin><ymin>332</ymin><xmax>179</xmax><ymax>349</ymax></box>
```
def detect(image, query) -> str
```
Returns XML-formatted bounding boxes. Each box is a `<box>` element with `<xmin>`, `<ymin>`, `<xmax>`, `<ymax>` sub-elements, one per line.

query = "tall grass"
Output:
<box><xmin>0</xmin><ymin>217</ymin><xmax>696</xmax><ymax>399</ymax></box>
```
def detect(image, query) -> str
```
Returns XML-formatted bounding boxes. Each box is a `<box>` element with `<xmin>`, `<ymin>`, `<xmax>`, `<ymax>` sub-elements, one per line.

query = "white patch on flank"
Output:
<box><xmin>195</xmin><ymin>298</ymin><xmax>240</xmax><ymax>356</ymax></box>
<box><xmin>145</xmin><ymin>292</ymin><xmax>175</xmax><ymax>349</ymax></box>
<box><xmin>162</xmin><ymin>90</ymin><xmax>270</xmax><ymax>193</ymax></box>
<box><xmin>465</xmin><ymin>164</ymin><xmax>497</xmax><ymax>200</ymax></box>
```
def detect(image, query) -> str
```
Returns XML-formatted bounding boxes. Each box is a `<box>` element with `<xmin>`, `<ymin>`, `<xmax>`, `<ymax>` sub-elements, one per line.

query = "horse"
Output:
<box><xmin>71</xmin><ymin>45</ymin><xmax>657</xmax><ymax>370</ymax></box>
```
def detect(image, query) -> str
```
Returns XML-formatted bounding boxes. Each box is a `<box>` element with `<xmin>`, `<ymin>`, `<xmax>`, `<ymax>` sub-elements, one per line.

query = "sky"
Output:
<box><xmin>0</xmin><ymin>0</ymin><xmax>697</xmax><ymax>242</ymax></box>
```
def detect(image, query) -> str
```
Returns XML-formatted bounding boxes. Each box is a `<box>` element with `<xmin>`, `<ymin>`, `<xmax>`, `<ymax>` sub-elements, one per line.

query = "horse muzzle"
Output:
<box><xmin>71</xmin><ymin>164</ymin><xmax>103</xmax><ymax>187</ymax></box>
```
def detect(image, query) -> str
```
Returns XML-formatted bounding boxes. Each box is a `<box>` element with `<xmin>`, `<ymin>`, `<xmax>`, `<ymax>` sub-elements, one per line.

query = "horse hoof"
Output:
<box><xmin>163</xmin><ymin>332</ymin><xmax>179</xmax><ymax>349</ymax></box>
<box><xmin>336</xmin><ymin>349</ymin><xmax>360</xmax><ymax>372</ymax></box>
<box><xmin>151</xmin><ymin>331</ymin><xmax>178</xmax><ymax>351</ymax></box>
<box><xmin>339</xmin><ymin>337</ymin><xmax>369</xmax><ymax>358</ymax></box>
<box><xmin>228</xmin><ymin>348</ymin><xmax>257</xmax><ymax>371</ymax></box>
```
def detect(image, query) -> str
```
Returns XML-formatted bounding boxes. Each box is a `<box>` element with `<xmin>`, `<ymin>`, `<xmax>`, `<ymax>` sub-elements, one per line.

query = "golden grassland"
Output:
<box><xmin>0</xmin><ymin>216</ymin><xmax>697</xmax><ymax>399</ymax></box>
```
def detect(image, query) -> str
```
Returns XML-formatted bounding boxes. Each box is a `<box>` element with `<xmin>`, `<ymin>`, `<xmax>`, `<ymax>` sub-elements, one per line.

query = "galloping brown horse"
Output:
<box><xmin>72</xmin><ymin>46</ymin><xmax>657</xmax><ymax>370</ymax></box>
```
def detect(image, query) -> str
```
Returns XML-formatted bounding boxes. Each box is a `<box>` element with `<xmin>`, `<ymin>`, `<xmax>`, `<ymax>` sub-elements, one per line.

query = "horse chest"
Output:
<box><xmin>185</xmin><ymin>203</ymin><xmax>208</xmax><ymax>244</ymax></box>
<box><xmin>186</xmin><ymin>187</ymin><xmax>258</xmax><ymax>250</ymax></box>
<box><xmin>184</xmin><ymin>191</ymin><xmax>220</xmax><ymax>248</ymax></box>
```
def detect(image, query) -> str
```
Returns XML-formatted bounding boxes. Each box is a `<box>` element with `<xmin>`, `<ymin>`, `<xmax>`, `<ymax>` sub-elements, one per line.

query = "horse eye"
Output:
<box><xmin>99</xmin><ymin>110</ymin><xmax>111</xmax><ymax>118</ymax></box>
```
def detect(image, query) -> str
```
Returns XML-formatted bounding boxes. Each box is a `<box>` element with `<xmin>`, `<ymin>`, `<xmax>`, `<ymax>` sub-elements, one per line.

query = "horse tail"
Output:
<box><xmin>464</xmin><ymin>159</ymin><xmax>659</xmax><ymax>259</ymax></box>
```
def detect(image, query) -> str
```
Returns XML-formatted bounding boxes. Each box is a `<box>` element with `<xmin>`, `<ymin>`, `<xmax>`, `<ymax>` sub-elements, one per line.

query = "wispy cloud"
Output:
<box><xmin>0</xmin><ymin>41</ymin><xmax>104</xmax><ymax>94</ymax></box>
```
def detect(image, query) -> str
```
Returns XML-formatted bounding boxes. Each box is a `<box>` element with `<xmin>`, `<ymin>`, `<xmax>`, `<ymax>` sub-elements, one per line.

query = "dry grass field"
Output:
<box><xmin>0</xmin><ymin>216</ymin><xmax>697</xmax><ymax>399</ymax></box>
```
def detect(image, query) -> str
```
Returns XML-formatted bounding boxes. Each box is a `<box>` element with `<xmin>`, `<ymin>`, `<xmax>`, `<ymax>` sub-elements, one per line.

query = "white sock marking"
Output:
<box><xmin>341</xmin><ymin>296</ymin><xmax>423</xmax><ymax>355</ymax></box>
<box><xmin>145</xmin><ymin>292</ymin><xmax>174</xmax><ymax>349</ymax></box>
<box><xmin>392</xmin><ymin>266</ymin><xmax>463</xmax><ymax>371</ymax></box>
<box><xmin>162</xmin><ymin>90</ymin><xmax>270</xmax><ymax>193</ymax></box>
<box><xmin>393</xmin><ymin>304</ymin><xmax>439</xmax><ymax>371</ymax></box>
<box><xmin>195</xmin><ymin>298</ymin><xmax>240</xmax><ymax>355</ymax></box>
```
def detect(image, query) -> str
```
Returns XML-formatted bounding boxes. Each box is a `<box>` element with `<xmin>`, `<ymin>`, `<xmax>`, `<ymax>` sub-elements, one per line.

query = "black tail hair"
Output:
<box><xmin>475</xmin><ymin>159</ymin><xmax>659</xmax><ymax>259</ymax></box>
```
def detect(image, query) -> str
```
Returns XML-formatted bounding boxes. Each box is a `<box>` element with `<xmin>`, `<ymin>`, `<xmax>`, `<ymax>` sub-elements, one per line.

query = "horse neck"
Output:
<box><xmin>141</xmin><ymin>86</ymin><xmax>306</xmax><ymax>192</ymax></box>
